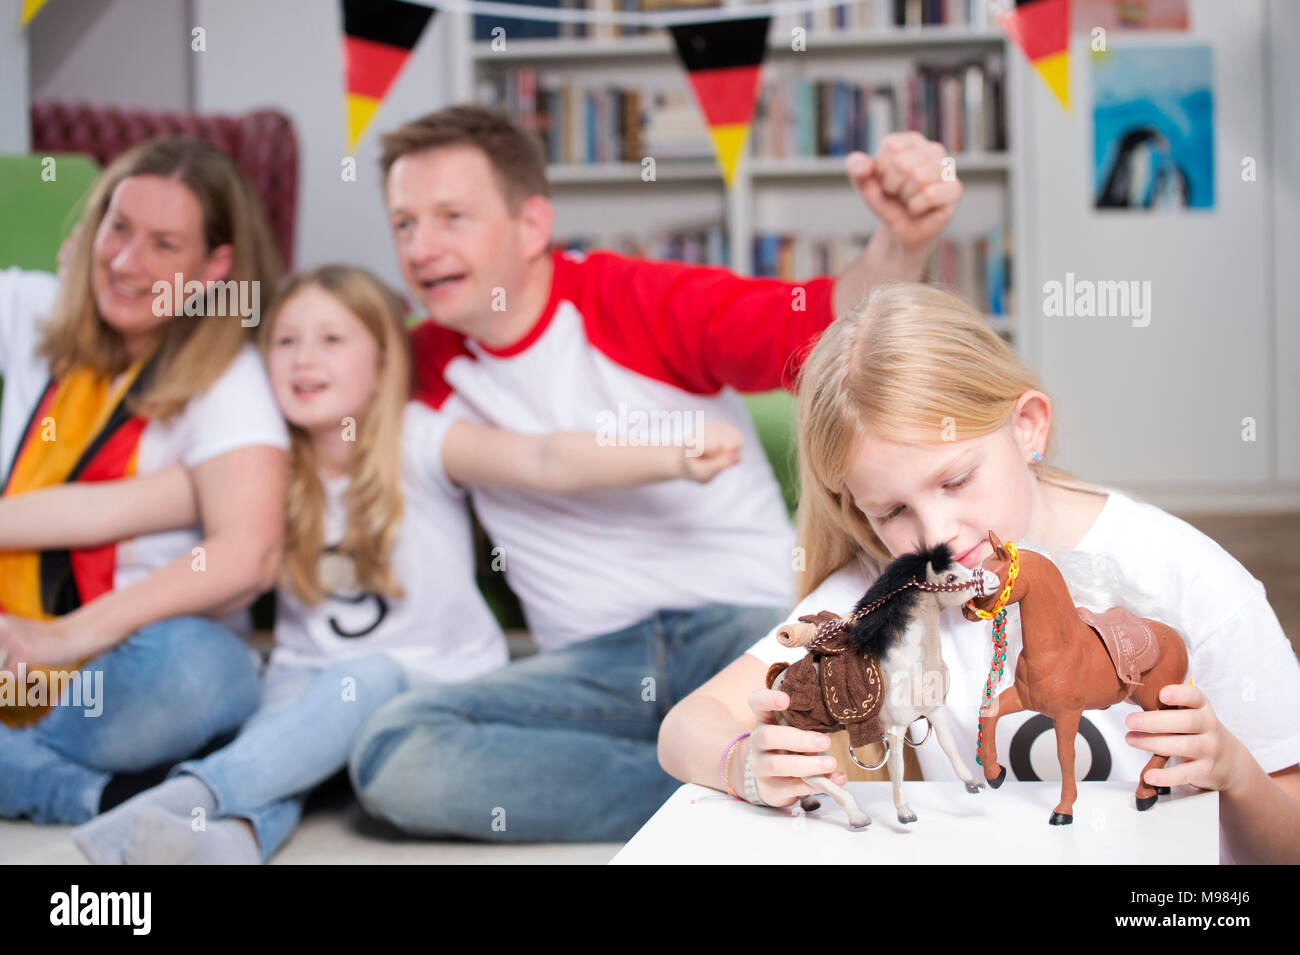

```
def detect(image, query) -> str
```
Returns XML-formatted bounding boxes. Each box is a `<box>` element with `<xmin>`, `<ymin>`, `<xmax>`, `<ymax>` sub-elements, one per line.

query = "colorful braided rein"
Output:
<box><xmin>965</xmin><ymin>541</ymin><xmax>1019</xmax><ymax>766</ymax></box>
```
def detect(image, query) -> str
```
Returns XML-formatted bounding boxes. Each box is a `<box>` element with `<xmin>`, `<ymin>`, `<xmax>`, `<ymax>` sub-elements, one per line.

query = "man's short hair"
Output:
<box><xmin>379</xmin><ymin>104</ymin><xmax>550</xmax><ymax>213</ymax></box>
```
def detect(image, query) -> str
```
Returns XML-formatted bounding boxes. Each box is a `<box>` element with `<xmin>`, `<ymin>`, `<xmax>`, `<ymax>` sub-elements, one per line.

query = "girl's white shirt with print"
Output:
<box><xmin>270</xmin><ymin>402</ymin><xmax>508</xmax><ymax>687</ymax></box>
<box><xmin>745</xmin><ymin>489</ymin><xmax>1300</xmax><ymax>863</ymax></box>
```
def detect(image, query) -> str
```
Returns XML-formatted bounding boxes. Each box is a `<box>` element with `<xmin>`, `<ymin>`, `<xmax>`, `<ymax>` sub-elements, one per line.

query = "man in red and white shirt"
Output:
<box><xmin>348</xmin><ymin>104</ymin><xmax>962</xmax><ymax>841</ymax></box>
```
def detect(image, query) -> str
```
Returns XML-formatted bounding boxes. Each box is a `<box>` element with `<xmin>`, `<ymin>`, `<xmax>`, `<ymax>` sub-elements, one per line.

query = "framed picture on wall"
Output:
<box><xmin>1092</xmin><ymin>44</ymin><xmax>1214</xmax><ymax>210</ymax></box>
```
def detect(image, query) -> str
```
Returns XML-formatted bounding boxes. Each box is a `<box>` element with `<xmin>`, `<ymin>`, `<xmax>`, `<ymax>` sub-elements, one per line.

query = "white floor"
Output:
<box><xmin>2</xmin><ymin>637</ymin><xmax>626</xmax><ymax>864</ymax></box>
<box><xmin>1</xmin><ymin>792</ymin><xmax>624</xmax><ymax>865</ymax></box>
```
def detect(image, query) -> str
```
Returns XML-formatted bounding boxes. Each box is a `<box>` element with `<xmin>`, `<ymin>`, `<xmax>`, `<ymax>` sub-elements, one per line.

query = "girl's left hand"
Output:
<box><xmin>1125</xmin><ymin>683</ymin><xmax>1250</xmax><ymax>794</ymax></box>
<box><xmin>0</xmin><ymin>614</ymin><xmax>87</xmax><ymax>672</ymax></box>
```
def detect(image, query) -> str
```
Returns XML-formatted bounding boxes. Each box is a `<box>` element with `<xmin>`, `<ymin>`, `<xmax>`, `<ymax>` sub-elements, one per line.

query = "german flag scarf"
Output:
<box><xmin>0</xmin><ymin>350</ymin><xmax>157</xmax><ymax>727</ymax></box>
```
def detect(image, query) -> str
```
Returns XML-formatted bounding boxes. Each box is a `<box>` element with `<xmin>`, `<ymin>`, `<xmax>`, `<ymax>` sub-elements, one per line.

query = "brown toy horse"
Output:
<box><xmin>962</xmin><ymin>531</ymin><xmax>1189</xmax><ymax>825</ymax></box>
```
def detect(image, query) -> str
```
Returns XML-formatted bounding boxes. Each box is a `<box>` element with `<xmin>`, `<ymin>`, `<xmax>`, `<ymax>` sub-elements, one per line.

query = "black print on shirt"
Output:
<box><xmin>319</xmin><ymin>546</ymin><xmax>388</xmax><ymax>639</ymax></box>
<box><xmin>1007</xmin><ymin>713</ymin><xmax>1112</xmax><ymax>782</ymax></box>
<box><xmin>327</xmin><ymin>590</ymin><xmax>388</xmax><ymax>639</ymax></box>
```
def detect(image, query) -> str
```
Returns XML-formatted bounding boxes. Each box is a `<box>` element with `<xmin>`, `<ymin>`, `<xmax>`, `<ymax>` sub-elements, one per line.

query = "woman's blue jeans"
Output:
<box><xmin>0</xmin><ymin>616</ymin><xmax>261</xmax><ymax>825</ymax></box>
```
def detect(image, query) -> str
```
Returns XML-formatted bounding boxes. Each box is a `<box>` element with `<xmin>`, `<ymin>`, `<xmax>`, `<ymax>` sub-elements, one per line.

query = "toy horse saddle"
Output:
<box><xmin>1075</xmin><ymin>606</ymin><xmax>1160</xmax><ymax>688</ymax></box>
<box><xmin>766</xmin><ymin>616</ymin><xmax>885</xmax><ymax>748</ymax></box>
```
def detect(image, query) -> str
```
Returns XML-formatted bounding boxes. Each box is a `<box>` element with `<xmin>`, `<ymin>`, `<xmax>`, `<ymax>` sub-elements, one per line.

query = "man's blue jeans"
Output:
<box><xmin>348</xmin><ymin>603</ymin><xmax>786</xmax><ymax>843</ymax></box>
<box><xmin>0</xmin><ymin>616</ymin><xmax>261</xmax><ymax>825</ymax></box>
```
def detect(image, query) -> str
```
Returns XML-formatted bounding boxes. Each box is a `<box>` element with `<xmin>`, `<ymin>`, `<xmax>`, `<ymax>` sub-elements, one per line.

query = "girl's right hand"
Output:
<box><xmin>681</xmin><ymin>419</ymin><xmax>743</xmax><ymax>483</ymax></box>
<box><xmin>743</xmin><ymin>687</ymin><xmax>848</xmax><ymax>807</ymax></box>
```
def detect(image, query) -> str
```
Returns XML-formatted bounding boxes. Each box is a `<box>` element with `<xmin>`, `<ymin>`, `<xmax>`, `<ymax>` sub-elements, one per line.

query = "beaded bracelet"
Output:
<box><xmin>719</xmin><ymin>732</ymin><xmax>750</xmax><ymax>798</ymax></box>
<box><xmin>743</xmin><ymin>748</ymin><xmax>768</xmax><ymax>806</ymax></box>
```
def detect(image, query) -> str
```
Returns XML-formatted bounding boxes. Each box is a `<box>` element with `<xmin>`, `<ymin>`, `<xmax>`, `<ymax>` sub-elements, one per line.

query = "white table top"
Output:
<box><xmin>612</xmin><ymin>781</ymin><xmax>1219</xmax><ymax>864</ymax></box>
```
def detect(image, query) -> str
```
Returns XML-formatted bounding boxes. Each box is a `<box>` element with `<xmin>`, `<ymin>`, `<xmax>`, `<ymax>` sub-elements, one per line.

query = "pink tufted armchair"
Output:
<box><xmin>30</xmin><ymin>102</ymin><xmax>299</xmax><ymax>268</ymax></box>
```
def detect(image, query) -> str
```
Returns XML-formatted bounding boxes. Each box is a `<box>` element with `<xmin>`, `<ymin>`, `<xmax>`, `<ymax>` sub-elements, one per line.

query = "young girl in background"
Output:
<box><xmin>59</xmin><ymin>264</ymin><xmax>741</xmax><ymax>864</ymax></box>
<box><xmin>657</xmin><ymin>282</ymin><xmax>1300</xmax><ymax>864</ymax></box>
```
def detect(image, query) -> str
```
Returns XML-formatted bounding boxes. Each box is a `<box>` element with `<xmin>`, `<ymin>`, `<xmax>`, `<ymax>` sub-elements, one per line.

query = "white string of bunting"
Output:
<box><xmin>398</xmin><ymin>0</ymin><xmax>992</xmax><ymax>28</ymax></box>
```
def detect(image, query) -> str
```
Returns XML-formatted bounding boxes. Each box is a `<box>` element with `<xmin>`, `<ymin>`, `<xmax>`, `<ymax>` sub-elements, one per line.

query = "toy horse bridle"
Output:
<box><xmin>806</xmin><ymin>561</ymin><xmax>999</xmax><ymax>771</ymax></box>
<box><xmin>963</xmin><ymin>541</ymin><xmax>1020</xmax><ymax>620</ymax></box>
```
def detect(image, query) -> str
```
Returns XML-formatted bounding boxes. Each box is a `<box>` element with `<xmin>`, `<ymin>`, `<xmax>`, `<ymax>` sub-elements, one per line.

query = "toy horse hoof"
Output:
<box><xmin>898</xmin><ymin>809</ymin><xmax>917</xmax><ymax>824</ymax></box>
<box><xmin>1135</xmin><ymin>793</ymin><xmax>1158</xmax><ymax>812</ymax></box>
<box><xmin>849</xmin><ymin>818</ymin><xmax>871</xmax><ymax>831</ymax></box>
<box><xmin>1049</xmin><ymin>811</ymin><xmax>1073</xmax><ymax>826</ymax></box>
<box><xmin>800</xmin><ymin>795</ymin><xmax>822</xmax><ymax>812</ymax></box>
<box><xmin>987</xmin><ymin>765</ymin><xmax>1006</xmax><ymax>789</ymax></box>
<box><xmin>1156</xmin><ymin>786</ymin><xmax>1171</xmax><ymax>796</ymax></box>
<box><xmin>965</xmin><ymin>780</ymin><xmax>984</xmax><ymax>794</ymax></box>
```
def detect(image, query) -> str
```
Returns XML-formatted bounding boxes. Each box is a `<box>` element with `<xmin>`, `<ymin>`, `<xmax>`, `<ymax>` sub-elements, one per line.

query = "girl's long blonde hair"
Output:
<box><xmin>261</xmin><ymin>265</ymin><xmax>412</xmax><ymax>605</ymax></box>
<box><xmin>39</xmin><ymin>137</ymin><xmax>283</xmax><ymax>419</ymax></box>
<box><xmin>793</xmin><ymin>282</ymin><xmax>1101</xmax><ymax>600</ymax></box>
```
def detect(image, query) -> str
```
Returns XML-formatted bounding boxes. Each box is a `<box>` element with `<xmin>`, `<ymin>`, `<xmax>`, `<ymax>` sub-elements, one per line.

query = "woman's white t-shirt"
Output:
<box><xmin>0</xmin><ymin>268</ymin><xmax>289</xmax><ymax>632</ymax></box>
<box><xmin>270</xmin><ymin>401</ymin><xmax>508</xmax><ymax>687</ymax></box>
<box><xmin>746</xmin><ymin>489</ymin><xmax>1300</xmax><ymax>861</ymax></box>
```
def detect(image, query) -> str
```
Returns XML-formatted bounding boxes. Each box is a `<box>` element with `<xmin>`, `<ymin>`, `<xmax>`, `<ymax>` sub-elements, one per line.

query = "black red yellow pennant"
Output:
<box><xmin>999</xmin><ymin>0</ymin><xmax>1071</xmax><ymax>111</ymax></box>
<box><xmin>20</xmin><ymin>0</ymin><xmax>49</xmax><ymax>26</ymax></box>
<box><xmin>668</xmin><ymin>15</ymin><xmax>771</xmax><ymax>187</ymax></box>
<box><xmin>342</xmin><ymin>0</ymin><xmax>437</xmax><ymax>152</ymax></box>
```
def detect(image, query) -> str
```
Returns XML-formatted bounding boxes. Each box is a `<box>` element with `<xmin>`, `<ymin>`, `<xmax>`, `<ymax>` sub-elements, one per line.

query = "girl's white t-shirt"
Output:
<box><xmin>0</xmin><ymin>268</ymin><xmax>289</xmax><ymax>632</ymax></box>
<box><xmin>746</xmin><ymin>489</ymin><xmax>1300</xmax><ymax>861</ymax></box>
<box><xmin>269</xmin><ymin>401</ymin><xmax>508</xmax><ymax>687</ymax></box>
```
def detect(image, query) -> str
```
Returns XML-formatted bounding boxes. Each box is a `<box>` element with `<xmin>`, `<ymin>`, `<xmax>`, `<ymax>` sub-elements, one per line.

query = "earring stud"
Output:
<box><xmin>1031</xmin><ymin>451</ymin><xmax>1045</xmax><ymax>463</ymax></box>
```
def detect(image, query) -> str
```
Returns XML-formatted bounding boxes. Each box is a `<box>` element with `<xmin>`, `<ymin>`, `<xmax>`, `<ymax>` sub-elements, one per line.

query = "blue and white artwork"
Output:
<box><xmin>1093</xmin><ymin>46</ymin><xmax>1214</xmax><ymax>210</ymax></box>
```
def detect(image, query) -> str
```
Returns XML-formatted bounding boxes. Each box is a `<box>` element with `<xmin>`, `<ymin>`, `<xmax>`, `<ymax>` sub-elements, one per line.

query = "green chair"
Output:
<box><xmin>0</xmin><ymin>153</ymin><xmax>101</xmax><ymax>409</ymax></box>
<box><xmin>0</xmin><ymin>153</ymin><xmax>101</xmax><ymax>273</ymax></box>
<box><xmin>743</xmin><ymin>389</ymin><xmax>799</xmax><ymax>517</ymax></box>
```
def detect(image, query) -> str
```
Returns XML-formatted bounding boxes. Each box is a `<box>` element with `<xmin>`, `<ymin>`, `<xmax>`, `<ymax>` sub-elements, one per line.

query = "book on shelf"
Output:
<box><xmin>752</xmin><ymin>227</ymin><xmax>1011</xmax><ymax>319</ymax></box>
<box><xmin>894</xmin><ymin>0</ymin><xmax>991</xmax><ymax>28</ymax></box>
<box><xmin>753</xmin><ymin>233</ymin><xmax>871</xmax><ymax>279</ymax></box>
<box><xmin>480</xmin><ymin>69</ymin><xmax>707</xmax><ymax>163</ymax></box>
<box><xmin>559</xmin><ymin>224</ymin><xmax>728</xmax><ymax>266</ymax></box>
<box><xmin>474</xmin><ymin>0</ymin><xmax>668</xmax><ymax>42</ymax></box>
<box><xmin>773</xmin><ymin>0</ymin><xmax>992</xmax><ymax>33</ymax></box>
<box><xmin>473</xmin><ymin>0</ymin><xmax>563</xmax><ymax>41</ymax></box>
<box><xmin>923</xmin><ymin>226</ymin><xmax>1011</xmax><ymax>317</ymax></box>
<box><xmin>908</xmin><ymin>56</ymin><xmax>1005</xmax><ymax>151</ymax></box>
<box><xmin>752</xmin><ymin>54</ymin><xmax>1004</xmax><ymax>159</ymax></box>
<box><xmin>483</xmin><ymin>53</ymin><xmax>1004</xmax><ymax>166</ymax></box>
<box><xmin>775</xmin><ymin>0</ymin><xmax>892</xmax><ymax>34</ymax></box>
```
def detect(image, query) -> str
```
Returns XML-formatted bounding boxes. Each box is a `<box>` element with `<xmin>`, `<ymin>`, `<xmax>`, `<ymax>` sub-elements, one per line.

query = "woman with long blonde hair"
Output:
<box><xmin>658</xmin><ymin>282</ymin><xmax>1300</xmax><ymax>863</ymax></box>
<box><xmin>0</xmin><ymin>137</ymin><xmax>288</xmax><ymax>825</ymax></box>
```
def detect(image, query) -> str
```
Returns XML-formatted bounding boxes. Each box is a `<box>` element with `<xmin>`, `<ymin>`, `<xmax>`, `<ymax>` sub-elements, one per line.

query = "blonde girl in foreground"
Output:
<box><xmin>657</xmin><ymin>283</ymin><xmax>1300</xmax><ymax>864</ymax></box>
<box><xmin>30</xmin><ymin>263</ymin><xmax>742</xmax><ymax>864</ymax></box>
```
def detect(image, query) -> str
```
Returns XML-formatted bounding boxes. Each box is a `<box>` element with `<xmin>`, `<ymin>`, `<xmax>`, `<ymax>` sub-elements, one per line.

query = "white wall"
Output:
<box><xmin>29</xmin><ymin>0</ymin><xmax>191</xmax><ymax>111</ymax></box>
<box><xmin>1022</xmin><ymin>0</ymin><xmax>1293</xmax><ymax>510</ymax></box>
<box><xmin>191</xmin><ymin>0</ymin><xmax>453</xmax><ymax>285</ymax></box>
<box><xmin>1268</xmin><ymin>0</ymin><xmax>1299</xmax><ymax>483</ymax></box>
<box><xmin>0</xmin><ymin>0</ymin><xmax>31</xmax><ymax>153</ymax></box>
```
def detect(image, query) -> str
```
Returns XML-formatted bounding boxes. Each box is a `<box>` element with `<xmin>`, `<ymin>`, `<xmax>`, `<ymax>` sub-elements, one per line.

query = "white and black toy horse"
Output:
<box><xmin>768</xmin><ymin>543</ymin><xmax>1000</xmax><ymax>829</ymax></box>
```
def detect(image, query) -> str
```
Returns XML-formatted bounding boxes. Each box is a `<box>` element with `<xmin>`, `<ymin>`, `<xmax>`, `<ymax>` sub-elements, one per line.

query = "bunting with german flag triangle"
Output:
<box><xmin>998</xmin><ymin>0</ymin><xmax>1071</xmax><ymax>112</ymax></box>
<box><xmin>668</xmin><ymin>15</ymin><xmax>771</xmax><ymax>188</ymax></box>
<box><xmin>20</xmin><ymin>0</ymin><xmax>49</xmax><ymax>27</ymax></box>
<box><xmin>341</xmin><ymin>0</ymin><xmax>436</xmax><ymax>153</ymax></box>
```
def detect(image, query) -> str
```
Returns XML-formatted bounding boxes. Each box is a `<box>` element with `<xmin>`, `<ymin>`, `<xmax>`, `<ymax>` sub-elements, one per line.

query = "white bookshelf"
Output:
<box><xmin>444</xmin><ymin>7</ymin><xmax>1027</xmax><ymax>357</ymax></box>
